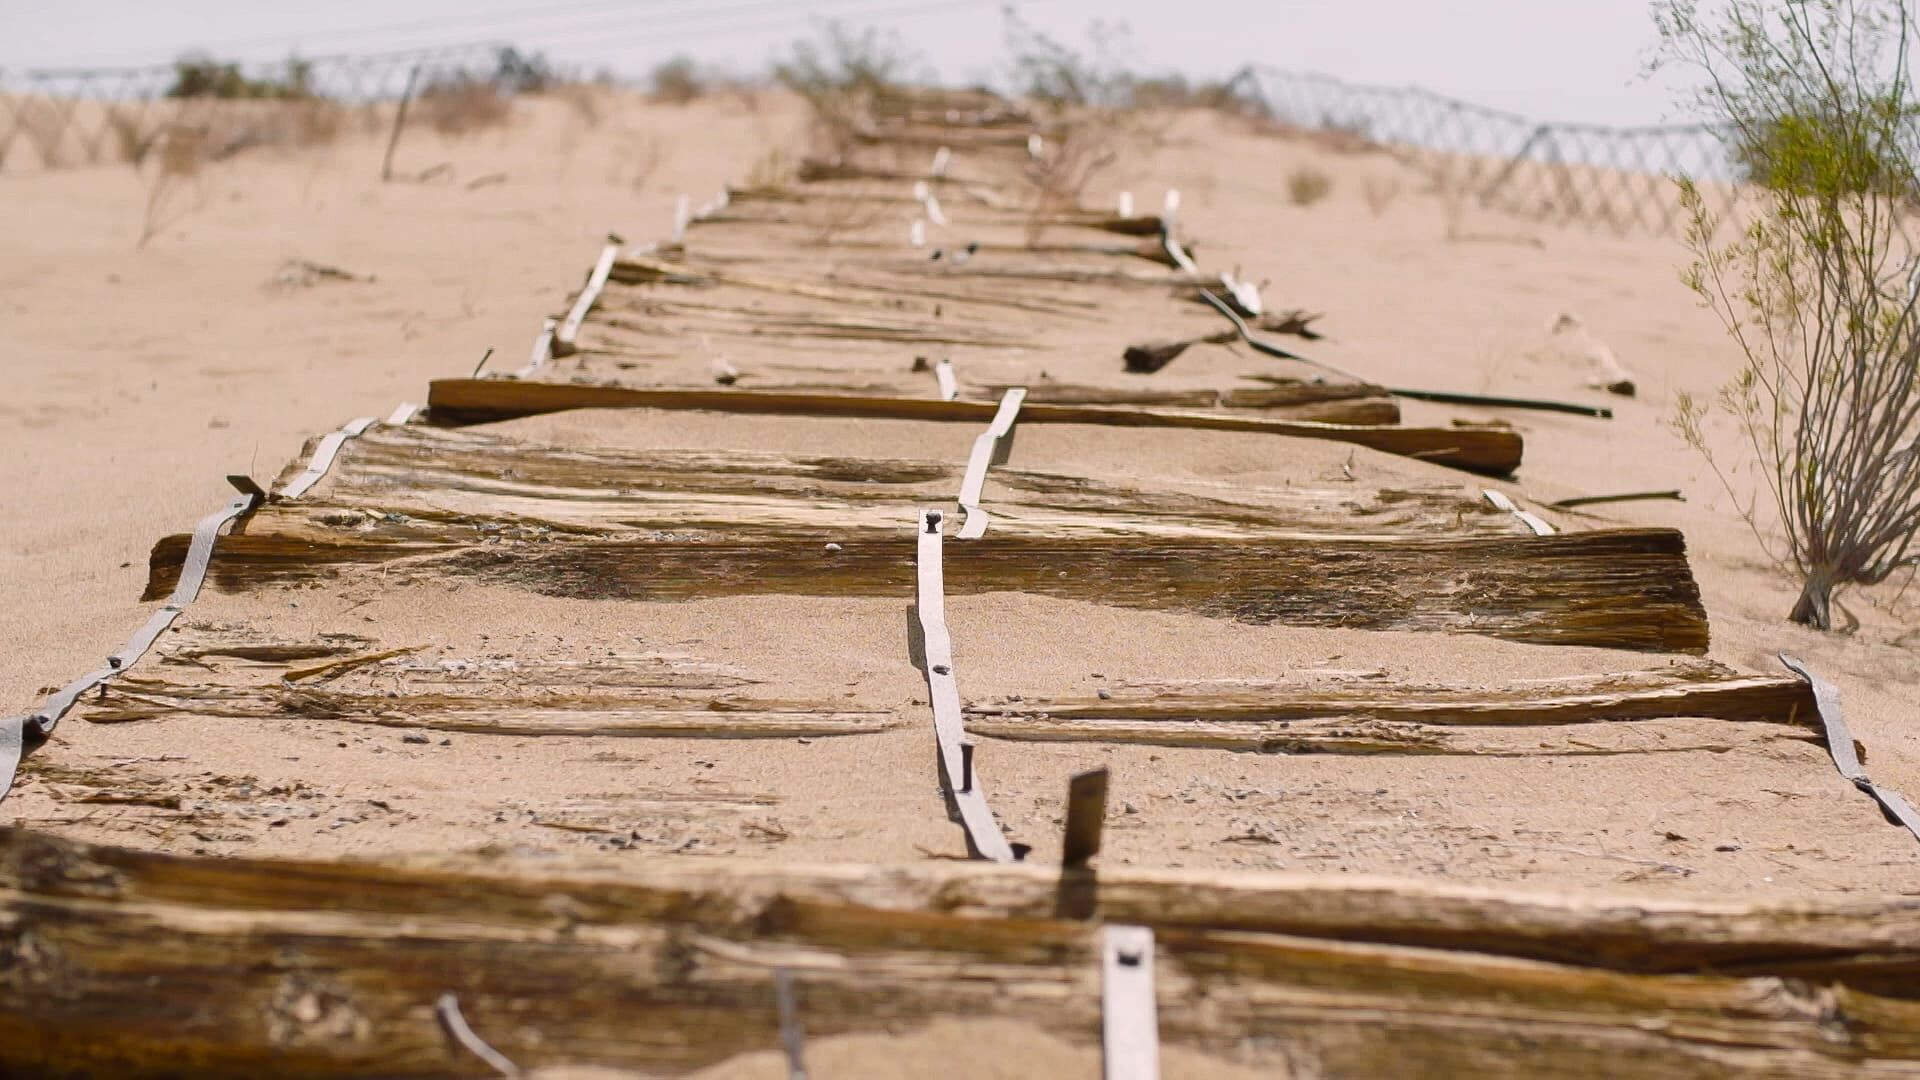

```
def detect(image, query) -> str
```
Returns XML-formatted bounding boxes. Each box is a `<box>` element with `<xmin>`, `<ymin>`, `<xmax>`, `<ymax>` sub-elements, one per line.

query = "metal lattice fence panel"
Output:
<box><xmin>0</xmin><ymin>44</ymin><xmax>540</xmax><ymax>173</ymax></box>
<box><xmin>1231</xmin><ymin>65</ymin><xmax>1746</xmax><ymax>237</ymax></box>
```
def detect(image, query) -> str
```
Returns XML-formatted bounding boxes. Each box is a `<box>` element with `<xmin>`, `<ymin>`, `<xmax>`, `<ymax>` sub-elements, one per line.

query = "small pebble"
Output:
<box><xmin>824</xmin><ymin>542</ymin><xmax>842</xmax><ymax>553</ymax></box>
<box><xmin>402</xmin><ymin>732</ymin><xmax>430</xmax><ymax>745</ymax></box>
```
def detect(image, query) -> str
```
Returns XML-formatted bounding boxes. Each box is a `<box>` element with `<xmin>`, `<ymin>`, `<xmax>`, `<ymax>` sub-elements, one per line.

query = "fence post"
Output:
<box><xmin>380</xmin><ymin>64</ymin><xmax>422</xmax><ymax>183</ymax></box>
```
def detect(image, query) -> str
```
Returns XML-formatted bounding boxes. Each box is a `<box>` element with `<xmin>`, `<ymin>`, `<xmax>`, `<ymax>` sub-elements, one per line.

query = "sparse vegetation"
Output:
<box><xmin>137</xmin><ymin>127</ymin><xmax>208</xmax><ymax>248</ymax></box>
<box><xmin>15</xmin><ymin>100</ymin><xmax>71</xmax><ymax>167</ymax></box>
<box><xmin>415</xmin><ymin>74</ymin><xmax>513</xmax><ymax>135</ymax></box>
<box><xmin>1287</xmin><ymin>166</ymin><xmax>1333</xmax><ymax>206</ymax></box>
<box><xmin>746</xmin><ymin>147</ymin><xmax>795</xmax><ymax>189</ymax></box>
<box><xmin>1656</xmin><ymin>0</ymin><xmax>1920</xmax><ymax>629</ymax></box>
<box><xmin>774</xmin><ymin>22</ymin><xmax>925</xmax><ymax>157</ymax></box>
<box><xmin>1001</xmin><ymin>16</ymin><xmax>1143</xmax><ymax>241</ymax></box>
<box><xmin>166</xmin><ymin>54</ymin><xmax>316</xmax><ymax>100</ymax></box>
<box><xmin>1362</xmin><ymin>174</ymin><xmax>1402</xmax><ymax>216</ymax></box>
<box><xmin>650</xmin><ymin>56</ymin><xmax>707</xmax><ymax>105</ymax></box>
<box><xmin>626</xmin><ymin>136</ymin><xmax>667</xmax><ymax>191</ymax></box>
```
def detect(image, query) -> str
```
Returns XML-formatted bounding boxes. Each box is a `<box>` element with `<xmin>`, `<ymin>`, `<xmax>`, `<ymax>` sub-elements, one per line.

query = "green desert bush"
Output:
<box><xmin>1656</xmin><ymin>0</ymin><xmax>1920</xmax><ymax>628</ymax></box>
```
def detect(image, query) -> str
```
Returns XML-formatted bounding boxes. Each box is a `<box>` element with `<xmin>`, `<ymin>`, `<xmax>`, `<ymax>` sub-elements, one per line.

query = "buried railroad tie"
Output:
<box><xmin>914</xmin><ymin>508</ymin><xmax>1018</xmax><ymax>862</ymax></box>
<box><xmin>1779</xmin><ymin>655</ymin><xmax>1920</xmax><ymax>844</ymax></box>
<box><xmin>1101</xmin><ymin>925</ymin><xmax>1162</xmax><ymax>1080</ymax></box>
<box><xmin>957</xmin><ymin>388</ymin><xmax>1026</xmax><ymax>539</ymax></box>
<box><xmin>16</xmin><ymin>827</ymin><xmax>1920</xmax><ymax>1072</ymax></box>
<box><xmin>0</xmin><ymin>476</ymin><xmax>264</xmax><ymax>802</ymax></box>
<box><xmin>425</xmin><ymin>380</ymin><xmax>1523</xmax><ymax>474</ymax></box>
<box><xmin>552</xmin><ymin>240</ymin><xmax>620</xmax><ymax>357</ymax></box>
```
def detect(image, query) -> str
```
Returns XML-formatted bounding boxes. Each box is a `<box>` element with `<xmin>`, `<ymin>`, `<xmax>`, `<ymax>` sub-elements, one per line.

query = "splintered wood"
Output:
<box><xmin>9</xmin><ymin>83</ymin><xmax>1916</xmax><ymax>1079</ymax></box>
<box><xmin>5</xmin><ymin>830</ymin><xmax>1920</xmax><ymax>1078</ymax></box>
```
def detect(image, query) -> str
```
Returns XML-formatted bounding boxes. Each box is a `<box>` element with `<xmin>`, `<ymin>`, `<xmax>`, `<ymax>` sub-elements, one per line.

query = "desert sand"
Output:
<box><xmin>3</xmin><ymin>88</ymin><xmax>1916</xmax><ymax>1075</ymax></box>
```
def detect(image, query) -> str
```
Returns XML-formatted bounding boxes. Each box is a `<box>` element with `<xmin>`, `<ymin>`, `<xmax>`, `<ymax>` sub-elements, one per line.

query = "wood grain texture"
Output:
<box><xmin>146</xmin><ymin>525</ymin><xmax>1709</xmax><ymax>652</ymax></box>
<box><xmin>275</xmin><ymin>425</ymin><xmax>1523</xmax><ymax>540</ymax></box>
<box><xmin>965</xmin><ymin>665</ymin><xmax>1816</xmax><ymax>754</ymax></box>
<box><xmin>965</xmin><ymin>714</ymin><xmax>1819</xmax><ymax>756</ymax></box>
<box><xmin>79</xmin><ymin>677</ymin><xmax>896</xmax><ymax>739</ymax></box>
<box><xmin>424</xmin><ymin>379</ymin><xmax>1525</xmax><ymax>474</ymax></box>
<box><xmin>971</xmin><ymin>664</ymin><xmax>1812</xmax><ymax>726</ymax></box>
<box><xmin>4</xmin><ymin>829</ymin><xmax>1920</xmax><ymax>1078</ymax></box>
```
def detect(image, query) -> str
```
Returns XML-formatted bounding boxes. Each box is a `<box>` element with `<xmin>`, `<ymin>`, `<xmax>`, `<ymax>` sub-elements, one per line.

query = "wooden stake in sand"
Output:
<box><xmin>378</xmin><ymin>64</ymin><xmax>421</xmax><ymax>183</ymax></box>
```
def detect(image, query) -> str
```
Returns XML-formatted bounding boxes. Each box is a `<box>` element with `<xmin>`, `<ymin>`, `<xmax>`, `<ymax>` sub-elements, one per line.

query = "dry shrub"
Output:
<box><xmin>107</xmin><ymin>109</ymin><xmax>160</xmax><ymax>165</ymax></box>
<box><xmin>651</xmin><ymin>56</ymin><xmax>707</xmax><ymax>105</ymax></box>
<box><xmin>1361</xmin><ymin>175</ymin><xmax>1402</xmax><ymax>216</ymax></box>
<box><xmin>416</xmin><ymin>76</ymin><xmax>511</xmax><ymax>135</ymax></box>
<box><xmin>774</xmin><ymin>21</ymin><xmax>923</xmax><ymax>159</ymax></box>
<box><xmin>1286</xmin><ymin>166</ymin><xmax>1332</xmax><ymax>206</ymax></box>
<box><xmin>1022</xmin><ymin>124</ymin><xmax>1119</xmax><ymax>243</ymax></box>
<box><xmin>1003</xmin><ymin>14</ymin><xmax>1174</xmax><ymax>240</ymax></box>
<box><xmin>553</xmin><ymin>82</ymin><xmax>608</xmax><ymax>127</ymax></box>
<box><xmin>283</xmin><ymin>98</ymin><xmax>346</xmax><ymax>147</ymax></box>
<box><xmin>138</xmin><ymin>126</ymin><xmax>208</xmax><ymax>248</ymax></box>
<box><xmin>16</xmin><ymin>99</ymin><xmax>69</xmax><ymax>168</ymax></box>
<box><xmin>746</xmin><ymin>147</ymin><xmax>794</xmax><ymax>188</ymax></box>
<box><xmin>627</xmin><ymin>135</ymin><xmax>667</xmax><ymax>190</ymax></box>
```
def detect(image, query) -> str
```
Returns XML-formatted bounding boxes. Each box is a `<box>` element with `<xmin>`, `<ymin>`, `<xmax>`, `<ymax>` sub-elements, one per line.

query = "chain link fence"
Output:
<box><xmin>0</xmin><ymin>44</ymin><xmax>551</xmax><ymax>172</ymax></box>
<box><xmin>3</xmin><ymin>44</ymin><xmax>1743</xmax><ymax>236</ymax></box>
<box><xmin>1228</xmin><ymin>65</ymin><xmax>1744</xmax><ymax>237</ymax></box>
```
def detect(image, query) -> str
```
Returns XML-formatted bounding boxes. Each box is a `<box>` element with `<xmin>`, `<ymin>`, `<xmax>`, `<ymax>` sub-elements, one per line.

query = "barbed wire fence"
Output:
<box><xmin>1226</xmin><ymin>65</ymin><xmax>1745</xmax><ymax>238</ymax></box>
<box><xmin>1</xmin><ymin>45</ymin><xmax>1744</xmax><ymax>236</ymax></box>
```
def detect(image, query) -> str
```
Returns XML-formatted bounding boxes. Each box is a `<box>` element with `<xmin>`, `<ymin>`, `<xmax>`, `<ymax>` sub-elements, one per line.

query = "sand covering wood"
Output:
<box><xmin>3</xmin><ymin>84</ymin><xmax>1918</xmax><ymax>1077</ymax></box>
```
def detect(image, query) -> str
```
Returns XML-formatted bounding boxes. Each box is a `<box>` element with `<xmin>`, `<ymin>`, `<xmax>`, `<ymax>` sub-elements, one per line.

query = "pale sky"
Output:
<box><xmin>0</xmin><ymin>0</ymin><xmax>1690</xmax><ymax>127</ymax></box>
